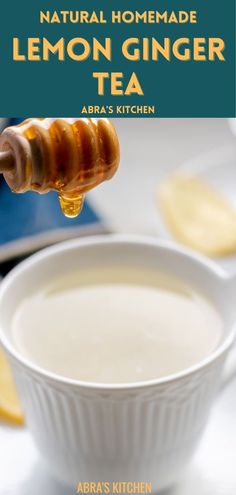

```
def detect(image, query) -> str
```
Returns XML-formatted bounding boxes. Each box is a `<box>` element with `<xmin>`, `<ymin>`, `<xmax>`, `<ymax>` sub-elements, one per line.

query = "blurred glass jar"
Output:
<box><xmin>229</xmin><ymin>119</ymin><xmax>236</xmax><ymax>137</ymax></box>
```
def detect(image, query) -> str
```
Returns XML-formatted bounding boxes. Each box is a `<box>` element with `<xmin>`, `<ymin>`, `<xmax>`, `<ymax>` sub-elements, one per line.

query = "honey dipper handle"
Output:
<box><xmin>0</xmin><ymin>150</ymin><xmax>14</xmax><ymax>172</ymax></box>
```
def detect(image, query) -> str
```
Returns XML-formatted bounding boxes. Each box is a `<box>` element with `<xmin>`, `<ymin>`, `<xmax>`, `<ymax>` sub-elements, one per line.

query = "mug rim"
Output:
<box><xmin>0</xmin><ymin>234</ymin><xmax>235</xmax><ymax>391</ymax></box>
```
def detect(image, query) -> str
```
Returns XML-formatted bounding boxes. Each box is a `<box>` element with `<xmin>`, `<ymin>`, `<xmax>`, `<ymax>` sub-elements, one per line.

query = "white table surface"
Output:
<box><xmin>1</xmin><ymin>118</ymin><xmax>236</xmax><ymax>494</ymax></box>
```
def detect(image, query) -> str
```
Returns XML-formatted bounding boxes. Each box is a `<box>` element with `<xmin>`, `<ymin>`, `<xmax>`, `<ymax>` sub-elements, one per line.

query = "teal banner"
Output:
<box><xmin>0</xmin><ymin>0</ymin><xmax>235</xmax><ymax>117</ymax></box>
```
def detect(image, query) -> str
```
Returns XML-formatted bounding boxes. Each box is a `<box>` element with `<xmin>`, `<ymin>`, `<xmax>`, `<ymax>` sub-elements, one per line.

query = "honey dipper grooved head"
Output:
<box><xmin>0</xmin><ymin>118</ymin><xmax>120</xmax><ymax>198</ymax></box>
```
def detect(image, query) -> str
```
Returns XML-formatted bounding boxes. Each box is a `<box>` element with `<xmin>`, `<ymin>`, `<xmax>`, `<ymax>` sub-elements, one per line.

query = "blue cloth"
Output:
<box><xmin>0</xmin><ymin>181</ymin><xmax>100</xmax><ymax>245</ymax></box>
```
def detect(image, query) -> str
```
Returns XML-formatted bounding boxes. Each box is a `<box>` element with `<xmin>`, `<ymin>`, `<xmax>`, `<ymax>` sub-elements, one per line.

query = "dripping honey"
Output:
<box><xmin>59</xmin><ymin>193</ymin><xmax>84</xmax><ymax>218</ymax></box>
<box><xmin>23</xmin><ymin>123</ymin><xmax>85</xmax><ymax>218</ymax></box>
<box><xmin>1</xmin><ymin>118</ymin><xmax>120</xmax><ymax>219</ymax></box>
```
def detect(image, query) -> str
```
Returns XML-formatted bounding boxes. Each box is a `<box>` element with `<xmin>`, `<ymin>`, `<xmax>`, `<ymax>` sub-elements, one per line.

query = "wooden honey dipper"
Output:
<box><xmin>0</xmin><ymin>118</ymin><xmax>120</xmax><ymax>217</ymax></box>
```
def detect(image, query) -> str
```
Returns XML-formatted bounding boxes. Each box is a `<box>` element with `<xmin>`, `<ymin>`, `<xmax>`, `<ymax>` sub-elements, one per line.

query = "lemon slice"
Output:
<box><xmin>158</xmin><ymin>175</ymin><xmax>236</xmax><ymax>257</ymax></box>
<box><xmin>0</xmin><ymin>346</ymin><xmax>24</xmax><ymax>425</ymax></box>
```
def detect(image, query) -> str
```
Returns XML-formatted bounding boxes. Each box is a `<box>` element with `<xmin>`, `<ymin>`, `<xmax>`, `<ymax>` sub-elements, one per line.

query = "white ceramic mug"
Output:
<box><xmin>0</xmin><ymin>235</ymin><xmax>235</xmax><ymax>492</ymax></box>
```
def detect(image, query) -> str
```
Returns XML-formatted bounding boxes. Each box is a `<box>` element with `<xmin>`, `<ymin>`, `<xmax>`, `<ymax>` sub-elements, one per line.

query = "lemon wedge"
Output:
<box><xmin>158</xmin><ymin>175</ymin><xmax>236</xmax><ymax>257</ymax></box>
<box><xmin>0</xmin><ymin>346</ymin><xmax>24</xmax><ymax>425</ymax></box>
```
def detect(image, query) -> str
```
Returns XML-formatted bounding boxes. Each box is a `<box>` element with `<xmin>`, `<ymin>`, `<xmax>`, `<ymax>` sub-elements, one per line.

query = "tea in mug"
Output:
<box><xmin>11</xmin><ymin>266</ymin><xmax>222</xmax><ymax>384</ymax></box>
